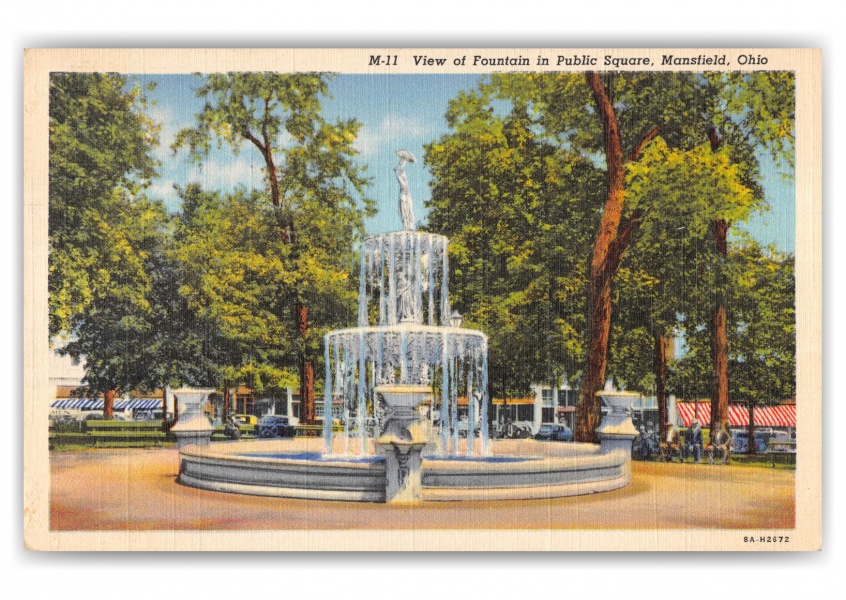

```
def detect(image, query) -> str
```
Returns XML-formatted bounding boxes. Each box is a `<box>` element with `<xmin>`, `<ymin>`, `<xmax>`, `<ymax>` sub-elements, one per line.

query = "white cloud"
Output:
<box><xmin>186</xmin><ymin>154</ymin><xmax>265</xmax><ymax>191</ymax></box>
<box><xmin>148</xmin><ymin>181</ymin><xmax>178</xmax><ymax>199</ymax></box>
<box><xmin>355</xmin><ymin>115</ymin><xmax>425</xmax><ymax>156</ymax></box>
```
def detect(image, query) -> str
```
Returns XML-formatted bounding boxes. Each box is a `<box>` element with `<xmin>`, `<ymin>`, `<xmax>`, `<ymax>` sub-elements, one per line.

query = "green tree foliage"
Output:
<box><xmin>60</xmin><ymin>196</ymin><xmax>168</xmax><ymax>412</ymax></box>
<box><xmin>141</xmin><ymin>222</ymin><xmax>216</xmax><ymax>391</ymax></box>
<box><xmin>611</xmin><ymin>139</ymin><xmax>757</xmax><ymax>431</ymax></box>
<box><xmin>728</xmin><ymin>243</ymin><xmax>796</xmax><ymax>404</ymax></box>
<box><xmin>49</xmin><ymin>72</ymin><xmax>163</xmax><ymax>415</ymax></box>
<box><xmin>425</xmin><ymin>76</ymin><xmax>603</xmax><ymax>400</ymax></box>
<box><xmin>171</xmin><ymin>184</ymin><xmax>299</xmax><ymax>395</ymax></box>
<box><xmin>173</xmin><ymin>73</ymin><xmax>373</xmax><ymax>421</ymax></box>
<box><xmin>49</xmin><ymin>72</ymin><xmax>160</xmax><ymax>337</ymax></box>
<box><xmin>530</xmin><ymin>72</ymin><xmax>794</xmax><ymax>439</ymax></box>
<box><xmin>426</xmin><ymin>72</ymin><xmax>794</xmax><ymax>441</ymax></box>
<box><xmin>673</xmin><ymin>241</ymin><xmax>796</xmax><ymax>404</ymax></box>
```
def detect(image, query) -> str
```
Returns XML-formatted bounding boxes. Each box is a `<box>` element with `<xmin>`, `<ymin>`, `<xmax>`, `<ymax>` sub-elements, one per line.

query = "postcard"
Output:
<box><xmin>23</xmin><ymin>48</ymin><xmax>821</xmax><ymax>551</ymax></box>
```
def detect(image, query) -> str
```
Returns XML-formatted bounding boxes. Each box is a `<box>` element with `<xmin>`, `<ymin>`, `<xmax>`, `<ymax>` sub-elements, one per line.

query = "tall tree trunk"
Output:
<box><xmin>712</xmin><ymin>253</ymin><xmax>730</xmax><ymax>432</ymax></box>
<box><xmin>160</xmin><ymin>388</ymin><xmax>168</xmax><ymax>431</ymax></box>
<box><xmin>297</xmin><ymin>301</ymin><xmax>316</xmax><ymax>424</ymax></box>
<box><xmin>746</xmin><ymin>399</ymin><xmax>757</xmax><ymax>456</ymax></box>
<box><xmin>576</xmin><ymin>73</ymin><xmax>659</xmax><ymax>443</ymax></box>
<box><xmin>223</xmin><ymin>385</ymin><xmax>231</xmax><ymax>418</ymax></box>
<box><xmin>247</xmin><ymin>129</ymin><xmax>312</xmax><ymax>424</ymax></box>
<box><xmin>576</xmin><ymin>269</ymin><xmax>614</xmax><ymax>442</ymax></box>
<box><xmin>654</xmin><ymin>333</ymin><xmax>669</xmax><ymax>439</ymax></box>
<box><xmin>708</xmin><ymin>127</ymin><xmax>730</xmax><ymax>433</ymax></box>
<box><xmin>104</xmin><ymin>389</ymin><xmax>115</xmax><ymax>419</ymax></box>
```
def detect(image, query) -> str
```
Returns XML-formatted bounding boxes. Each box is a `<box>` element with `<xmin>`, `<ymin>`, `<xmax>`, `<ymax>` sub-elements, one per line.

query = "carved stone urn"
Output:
<box><xmin>374</xmin><ymin>384</ymin><xmax>431</xmax><ymax>503</ymax></box>
<box><xmin>595</xmin><ymin>390</ymin><xmax>641</xmax><ymax>455</ymax></box>
<box><xmin>170</xmin><ymin>388</ymin><xmax>216</xmax><ymax>450</ymax></box>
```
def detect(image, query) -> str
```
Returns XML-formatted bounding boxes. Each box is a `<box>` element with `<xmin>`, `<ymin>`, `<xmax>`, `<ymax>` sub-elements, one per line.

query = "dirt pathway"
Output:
<box><xmin>49</xmin><ymin>447</ymin><xmax>795</xmax><ymax>530</ymax></box>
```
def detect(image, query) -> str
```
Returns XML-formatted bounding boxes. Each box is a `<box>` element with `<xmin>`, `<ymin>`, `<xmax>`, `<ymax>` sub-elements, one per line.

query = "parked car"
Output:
<box><xmin>134</xmin><ymin>410</ymin><xmax>172</xmax><ymax>422</ymax></box>
<box><xmin>534</xmin><ymin>423</ymin><xmax>574</xmax><ymax>442</ymax></box>
<box><xmin>235</xmin><ymin>414</ymin><xmax>258</xmax><ymax>426</ymax></box>
<box><xmin>730</xmin><ymin>428</ymin><xmax>788</xmax><ymax>453</ymax></box>
<box><xmin>256</xmin><ymin>415</ymin><xmax>295</xmax><ymax>438</ymax></box>
<box><xmin>84</xmin><ymin>412</ymin><xmax>129</xmax><ymax>421</ymax></box>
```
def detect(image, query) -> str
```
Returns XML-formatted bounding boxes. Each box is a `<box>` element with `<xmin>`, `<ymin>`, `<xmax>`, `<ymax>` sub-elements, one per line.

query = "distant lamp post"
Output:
<box><xmin>449</xmin><ymin>311</ymin><xmax>463</xmax><ymax>328</ymax></box>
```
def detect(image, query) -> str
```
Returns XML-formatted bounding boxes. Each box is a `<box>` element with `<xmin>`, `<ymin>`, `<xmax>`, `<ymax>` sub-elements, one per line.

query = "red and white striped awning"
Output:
<box><xmin>676</xmin><ymin>402</ymin><xmax>795</xmax><ymax>428</ymax></box>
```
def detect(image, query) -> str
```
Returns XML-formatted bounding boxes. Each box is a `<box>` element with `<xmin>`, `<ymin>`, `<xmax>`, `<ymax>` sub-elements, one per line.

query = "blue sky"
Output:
<box><xmin>136</xmin><ymin>73</ymin><xmax>795</xmax><ymax>253</ymax></box>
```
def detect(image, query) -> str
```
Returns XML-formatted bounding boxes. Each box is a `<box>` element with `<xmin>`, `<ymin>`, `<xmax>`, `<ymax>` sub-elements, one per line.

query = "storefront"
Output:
<box><xmin>676</xmin><ymin>401</ymin><xmax>796</xmax><ymax>432</ymax></box>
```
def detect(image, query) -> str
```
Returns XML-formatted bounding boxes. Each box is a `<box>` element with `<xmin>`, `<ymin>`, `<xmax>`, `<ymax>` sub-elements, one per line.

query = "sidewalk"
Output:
<box><xmin>49</xmin><ymin>447</ymin><xmax>795</xmax><ymax>531</ymax></box>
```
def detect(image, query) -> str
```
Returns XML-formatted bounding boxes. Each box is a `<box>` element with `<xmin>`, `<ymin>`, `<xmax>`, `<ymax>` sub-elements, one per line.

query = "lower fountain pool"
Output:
<box><xmin>178</xmin><ymin>438</ymin><xmax>631</xmax><ymax>503</ymax></box>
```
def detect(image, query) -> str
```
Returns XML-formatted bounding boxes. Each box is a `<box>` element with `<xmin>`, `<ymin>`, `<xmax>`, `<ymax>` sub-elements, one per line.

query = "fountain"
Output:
<box><xmin>177</xmin><ymin>151</ymin><xmax>633</xmax><ymax>503</ymax></box>
<box><xmin>169</xmin><ymin>388</ymin><xmax>216</xmax><ymax>449</ymax></box>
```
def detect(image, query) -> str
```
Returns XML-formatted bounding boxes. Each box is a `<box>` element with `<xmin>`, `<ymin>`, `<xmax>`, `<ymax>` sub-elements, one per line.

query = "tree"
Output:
<box><xmin>170</xmin><ymin>184</ymin><xmax>300</xmax><ymax>404</ymax></box>
<box><xmin>571</xmin><ymin>73</ymin><xmax>660</xmax><ymax>442</ymax></box>
<box><xmin>427</xmin><ymin>72</ymin><xmax>794</xmax><ymax>444</ymax></box>
<box><xmin>697</xmin><ymin>73</ymin><xmax>794</xmax><ymax>432</ymax></box>
<box><xmin>60</xmin><ymin>196</ymin><xmax>167</xmax><ymax>416</ymax></box>
<box><xmin>173</xmin><ymin>73</ymin><xmax>373</xmax><ymax>423</ymax></box>
<box><xmin>425</xmin><ymin>77</ymin><xmax>602</xmax><ymax>407</ymax></box>
<box><xmin>534</xmin><ymin>72</ymin><xmax>793</xmax><ymax>441</ymax></box>
<box><xmin>730</xmin><ymin>242</ymin><xmax>796</xmax><ymax>454</ymax></box>
<box><xmin>49</xmin><ymin>72</ymin><xmax>161</xmax><ymax>416</ymax></box>
<box><xmin>675</xmin><ymin>240</ymin><xmax>795</xmax><ymax>453</ymax></box>
<box><xmin>613</xmin><ymin>139</ymin><xmax>756</xmax><ymax>436</ymax></box>
<box><xmin>49</xmin><ymin>72</ymin><xmax>159</xmax><ymax>337</ymax></box>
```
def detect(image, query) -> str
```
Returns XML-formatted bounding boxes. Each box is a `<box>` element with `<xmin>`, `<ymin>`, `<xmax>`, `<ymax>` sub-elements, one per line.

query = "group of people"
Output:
<box><xmin>660</xmin><ymin>419</ymin><xmax>734</xmax><ymax>464</ymax></box>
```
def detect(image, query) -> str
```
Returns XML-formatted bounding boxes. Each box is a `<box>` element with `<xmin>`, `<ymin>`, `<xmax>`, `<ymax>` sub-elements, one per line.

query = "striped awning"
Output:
<box><xmin>51</xmin><ymin>398</ymin><xmax>102</xmax><ymax>410</ymax></box>
<box><xmin>677</xmin><ymin>402</ymin><xmax>796</xmax><ymax>428</ymax></box>
<box><xmin>51</xmin><ymin>398</ymin><xmax>162</xmax><ymax>411</ymax></box>
<box><xmin>116</xmin><ymin>398</ymin><xmax>162</xmax><ymax>410</ymax></box>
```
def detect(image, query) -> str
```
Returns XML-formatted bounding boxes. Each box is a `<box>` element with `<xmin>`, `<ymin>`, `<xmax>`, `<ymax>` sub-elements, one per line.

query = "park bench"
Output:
<box><xmin>49</xmin><ymin>419</ymin><xmax>169</xmax><ymax>448</ymax></box>
<box><xmin>764</xmin><ymin>439</ymin><xmax>796</xmax><ymax>467</ymax></box>
<box><xmin>84</xmin><ymin>420</ymin><xmax>168</xmax><ymax>447</ymax></box>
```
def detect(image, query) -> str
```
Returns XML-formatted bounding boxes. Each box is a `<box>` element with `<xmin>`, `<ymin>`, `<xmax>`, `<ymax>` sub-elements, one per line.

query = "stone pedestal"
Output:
<box><xmin>170</xmin><ymin>388</ymin><xmax>215</xmax><ymax>450</ymax></box>
<box><xmin>374</xmin><ymin>384</ymin><xmax>431</xmax><ymax>503</ymax></box>
<box><xmin>595</xmin><ymin>390</ymin><xmax>640</xmax><ymax>455</ymax></box>
<box><xmin>379</xmin><ymin>439</ymin><xmax>426</xmax><ymax>503</ymax></box>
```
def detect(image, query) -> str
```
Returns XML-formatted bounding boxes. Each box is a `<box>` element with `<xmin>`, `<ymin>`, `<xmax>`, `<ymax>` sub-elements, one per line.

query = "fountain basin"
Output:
<box><xmin>374</xmin><ymin>384</ymin><xmax>432</xmax><ymax>411</ymax></box>
<box><xmin>178</xmin><ymin>438</ymin><xmax>630</xmax><ymax>503</ymax></box>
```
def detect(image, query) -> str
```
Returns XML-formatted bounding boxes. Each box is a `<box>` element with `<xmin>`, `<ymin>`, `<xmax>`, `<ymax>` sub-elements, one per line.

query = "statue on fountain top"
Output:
<box><xmin>395</xmin><ymin>150</ymin><xmax>416</xmax><ymax>231</ymax></box>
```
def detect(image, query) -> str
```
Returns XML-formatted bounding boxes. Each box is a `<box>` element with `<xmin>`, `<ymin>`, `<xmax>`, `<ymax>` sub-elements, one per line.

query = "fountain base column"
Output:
<box><xmin>374</xmin><ymin>384</ymin><xmax>431</xmax><ymax>503</ymax></box>
<box><xmin>379</xmin><ymin>440</ymin><xmax>426</xmax><ymax>503</ymax></box>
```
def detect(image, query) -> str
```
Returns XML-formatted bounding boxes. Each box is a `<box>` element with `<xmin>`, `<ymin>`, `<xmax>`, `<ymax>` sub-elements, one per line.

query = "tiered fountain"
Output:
<box><xmin>177</xmin><ymin>151</ymin><xmax>634</xmax><ymax>503</ymax></box>
<box><xmin>321</xmin><ymin>151</ymin><xmax>489</xmax><ymax>500</ymax></box>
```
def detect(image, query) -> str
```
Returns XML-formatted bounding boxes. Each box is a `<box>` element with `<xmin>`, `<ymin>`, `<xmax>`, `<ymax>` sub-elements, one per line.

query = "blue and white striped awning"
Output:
<box><xmin>51</xmin><ymin>398</ymin><xmax>102</xmax><ymax>410</ymax></box>
<box><xmin>51</xmin><ymin>398</ymin><xmax>161</xmax><ymax>410</ymax></box>
<box><xmin>116</xmin><ymin>398</ymin><xmax>162</xmax><ymax>410</ymax></box>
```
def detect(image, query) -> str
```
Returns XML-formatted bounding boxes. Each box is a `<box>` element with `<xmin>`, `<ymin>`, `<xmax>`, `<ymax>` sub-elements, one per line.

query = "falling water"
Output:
<box><xmin>323</xmin><ymin>230</ymin><xmax>489</xmax><ymax>457</ymax></box>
